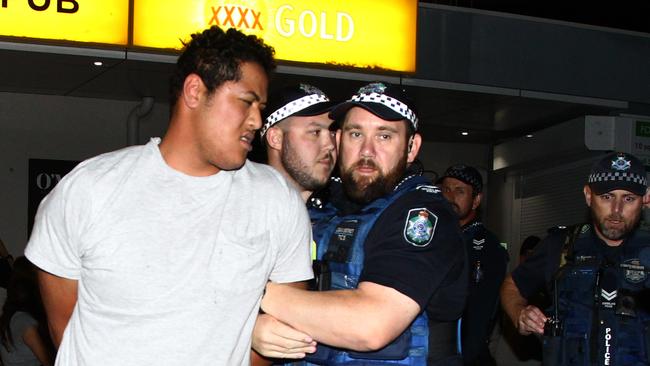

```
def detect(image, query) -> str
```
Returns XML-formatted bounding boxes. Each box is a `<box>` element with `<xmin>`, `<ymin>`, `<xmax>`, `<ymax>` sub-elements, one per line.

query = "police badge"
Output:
<box><xmin>299</xmin><ymin>83</ymin><xmax>325</xmax><ymax>96</ymax></box>
<box><xmin>403</xmin><ymin>208</ymin><xmax>437</xmax><ymax>247</ymax></box>
<box><xmin>611</xmin><ymin>155</ymin><xmax>631</xmax><ymax>171</ymax></box>
<box><xmin>358</xmin><ymin>82</ymin><xmax>387</xmax><ymax>95</ymax></box>
<box><xmin>621</xmin><ymin>259</ymin><xmax>647</xmax><ymax>284</ymax></box>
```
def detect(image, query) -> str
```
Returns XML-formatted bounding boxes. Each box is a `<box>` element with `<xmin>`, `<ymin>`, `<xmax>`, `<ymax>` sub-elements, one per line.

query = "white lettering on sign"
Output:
<box><xmin>275</xmin><ymin>4</ymin><xmax>353</xmax><ymax>41</ymax></box>
<box><xmin>36</xmin><ymin>173</ymin><xmax>63</xmax><ymax>190</ymax></box>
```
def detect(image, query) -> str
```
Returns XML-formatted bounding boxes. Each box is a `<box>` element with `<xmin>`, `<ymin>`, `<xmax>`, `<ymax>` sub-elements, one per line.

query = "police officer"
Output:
<box><xmin>251</xmin><ymin>83</ymin><xmax>336</xmax><ymax>365</ymax></box>
<box><xmin>260</xmin><ymin>82</ymin><xmax>468</xmax><ymax>366</ymax></box>
<box><xmin>260</xmin><ymin>83</ymin><xmax>336</xmax><ymax>202</ymax></box>
<box><xmin>501</xmin><ymin>152</ymin><xmax>650</xmax><ymax>366</ymax></box>
<box><xmin>439</xmin><ymin>165</ymin><xmax>508</xmax><ymax>366</ymax></box>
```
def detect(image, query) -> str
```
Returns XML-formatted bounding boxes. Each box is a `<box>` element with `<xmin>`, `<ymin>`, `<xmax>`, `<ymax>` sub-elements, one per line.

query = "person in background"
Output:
<box><xmin>438</xmin><ymin>165</ymin><xmax>508</xmax><ymax>366</ymax></box>
<box><xmin>0</xmin><ymin>256</ymin><xmax>54</xmax><ymax>366</ymax></box>
<box><xmin>0</xmin><ymin>237</ymin><xmax>13</xmax><ymax>307</ymax></box>
<box><xmin>519</xmin><ymin>235</ymin><xmax>540</xmax><ymax>264</ymax></box>
<box><xmin>25</xmin><ymin>26</ymin><xmax>313</xmax><ymax>366</ymax></box>
<box><xmin>501</xmin><ymin>151</ymin><xmax>650</xmax><ymax>365</ymax></box>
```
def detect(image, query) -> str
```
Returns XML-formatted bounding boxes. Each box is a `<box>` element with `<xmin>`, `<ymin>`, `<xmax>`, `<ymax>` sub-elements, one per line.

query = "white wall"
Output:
<box><xmin>0</xmin><ymin>92</ymin><xmax>170</xmax><ymax>256</ymax></box>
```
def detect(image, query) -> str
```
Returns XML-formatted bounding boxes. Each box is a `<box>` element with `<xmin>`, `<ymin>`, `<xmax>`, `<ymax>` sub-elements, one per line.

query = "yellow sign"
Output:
<box><xmin>133</xmin><ymin>0</ymin><xmax>417</xmax><ymax>72</ymax></box>
<box><xmin>0</xmin><ymin>0</ymin><xmax>128</xmax><ymax>45</ymax></box>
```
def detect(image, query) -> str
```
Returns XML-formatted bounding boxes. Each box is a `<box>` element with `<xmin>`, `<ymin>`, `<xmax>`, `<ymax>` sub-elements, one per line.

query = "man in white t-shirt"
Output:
<box><xmin>25</xmin><ymin>26</ymin><xmax>313</xmax><ymax>366</ymax></box>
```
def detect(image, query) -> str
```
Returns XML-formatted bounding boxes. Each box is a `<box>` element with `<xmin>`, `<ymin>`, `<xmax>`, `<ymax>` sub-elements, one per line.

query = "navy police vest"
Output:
<box><xmin>304</xmin><ymin>175</ymin><xmax>435</xmax><ymax>365</ymax></box>
<box><xmin>544</xmin><ymin>226</ymin><xmax>650</xmax><ymax>366</ymax></box>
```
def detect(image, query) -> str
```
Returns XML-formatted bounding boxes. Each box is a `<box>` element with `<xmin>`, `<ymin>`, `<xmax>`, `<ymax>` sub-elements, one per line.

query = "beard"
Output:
<box><xmin>340</xmin><ymin>153</ymin><xmax>407</xmax><ymax>204</ymax></box>
<box><xmin>281</xmin><ymin>138</ymin><xmax>331</xmax><ymax>192</ymax></box>
<box><xmin>593</xmin><ymin>210</ymin><xmax>641</xmax><ymax>242</ymax></box>
<box><xmin>451</xmin><ymin>202</ymin><xmax>472</xmax><ymax>222</ymax></box>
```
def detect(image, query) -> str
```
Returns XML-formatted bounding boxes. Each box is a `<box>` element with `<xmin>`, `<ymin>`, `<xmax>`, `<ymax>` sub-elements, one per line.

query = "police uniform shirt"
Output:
<box><xmin>461</xmin><ymin>220</ymin><xmax>508</xmax><ymax>364</ymax></box>
<box><xmin>328</xmin><ymin>175</ymin><xmax>468</xmax><ymax>321</ymax></box>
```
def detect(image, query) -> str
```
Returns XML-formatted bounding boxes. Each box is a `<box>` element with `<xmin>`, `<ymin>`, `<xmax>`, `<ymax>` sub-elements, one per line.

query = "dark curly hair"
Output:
<box><xmin>169</xmin><ymin>26</ymin><xmax>276</xmax><ymax>107</ymax></box>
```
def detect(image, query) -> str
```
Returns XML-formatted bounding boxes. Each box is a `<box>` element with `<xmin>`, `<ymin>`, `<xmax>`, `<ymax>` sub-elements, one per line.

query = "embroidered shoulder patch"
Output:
<box><xmin>416</xmin><ymin>184</ymin><xmax>441</xmax><ymax>194</ymax></box>
<box><xmin>403</xmin><ymin>208</ymin><xmax>437</xmax><ymax>247</ymax></box>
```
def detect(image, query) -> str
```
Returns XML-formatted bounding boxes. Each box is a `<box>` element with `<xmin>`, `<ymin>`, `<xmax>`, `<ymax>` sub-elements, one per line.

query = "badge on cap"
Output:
<box><xmin>300</xmin><ymin>83</ymin><xmax>325</xmax><ymax>96</ymax></box>
<box><xmin>359</xmin><ymin>82</ymin><xmax>387</xmax><ymax>94</ymax></box>
<box><xmin>612</xmin><ymin>156</ymin><xmax>631</xmax><ymax>171</ymax></box>
<box><xmin>404</xmin><ymin>208</ymin><xmax>437</xmax><ymax>247</ymax></box>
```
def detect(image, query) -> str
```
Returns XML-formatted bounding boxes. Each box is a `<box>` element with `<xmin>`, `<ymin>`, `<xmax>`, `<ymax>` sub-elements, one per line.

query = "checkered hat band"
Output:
<box><xmin>588</xmin><ymin>172</ymin><xmax>647</xmax><ymax>185</ymax></box>
<box><xmin>450</xmin><ymin>172</ymin><xmax>481</xmax><ymax>191</ymax></box>
<box><xmin>351</xmin><ymin>92</ymin><xmax>418</xmax><ymax>130</ymax></box>
<box><xmin>261</xmin><ymin>94</ymin><xmax>330</xmax><ymax>136</ymax></box>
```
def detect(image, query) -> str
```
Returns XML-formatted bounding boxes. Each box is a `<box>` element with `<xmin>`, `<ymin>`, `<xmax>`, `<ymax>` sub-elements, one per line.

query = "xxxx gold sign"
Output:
<box><xmin>0</xmin><ymin>0</ymin><xmax>128</xmax><ymax>45</ymax></box>
<box><xmin>133</xmin><ymin>0</ymin><xmax>417</xmax><ymax>72</ymax></box>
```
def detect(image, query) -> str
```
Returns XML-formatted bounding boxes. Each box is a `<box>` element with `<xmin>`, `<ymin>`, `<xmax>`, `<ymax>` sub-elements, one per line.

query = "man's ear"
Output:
<box><xmin>407</xmin><ymin>133</ymin><xmax>422</xmax><ymax>163</ymax></box>
<box><xmin>336</xmin><ymin>129</ymin><xmax>342</xmax><ymax>148</ymax></box>
<box><xmin>472</xmin><ymin>192</ymin><xmax>482</xmax><ymax>211</ymax></box>
<box><xmin>182</xmin><ymin>74</ymin><xmax>204</xmax><ymax>109</ymax></box>
<box><xmin>265</xmin><ymin>127</ymin><xmax>283</xmax><ymax>151</ymax></box>
<box><xmin>583</xmin><ymin>185</ymin><xmax>593</xmax><ymax>207</ymax></box>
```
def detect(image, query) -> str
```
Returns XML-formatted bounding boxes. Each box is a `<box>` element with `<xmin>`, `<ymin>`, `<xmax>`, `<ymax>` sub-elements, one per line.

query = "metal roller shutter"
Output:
<box><xmin>518</xmin><ymin>159</ymin><xmax>593</xmax><ymax>242</ymax></box>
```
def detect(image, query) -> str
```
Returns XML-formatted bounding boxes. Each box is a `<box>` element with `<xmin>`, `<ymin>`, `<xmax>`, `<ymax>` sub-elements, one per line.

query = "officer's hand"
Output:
<box><xmin>516</xmin><ymin>305</ymin><xmax>547</xmax><ymax>336</ymax></box>
<box><xmin>252</xmin><ymin>313</ymin><xmax>317</xmax><ymax>359</ymax></box>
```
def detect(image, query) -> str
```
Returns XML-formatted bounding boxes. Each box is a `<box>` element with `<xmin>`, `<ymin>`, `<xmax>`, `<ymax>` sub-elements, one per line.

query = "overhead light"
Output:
<box><xmin>526</xmin><ymin>134</ymin><xmax>534</xmax><ymax>138</ymax></box>
<box><xmin>461</xmin><ymin>131</ymin><xmax>469</xmax><ymax>136</ymax></box>
<box><xmin>93</xmin><ymin>61</ymin><xmax>103</xmax><ymax>66</ymax></box>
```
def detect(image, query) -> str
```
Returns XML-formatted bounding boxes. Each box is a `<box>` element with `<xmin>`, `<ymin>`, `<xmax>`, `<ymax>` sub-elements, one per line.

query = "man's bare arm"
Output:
<box><xmin>500</xmin><ymin>274</ymin><xmax>546</xmax><ymax>335</ymax></box>
<box><xmin>22</xmin><ymin>325</ymin><xmax>54</xmax><ymax>366</ymax></box>
<box><xmin>261</xmin><ymin>281</ymin><xmax>420</xmax><ymax>351</ymax></box>
<box><xmin>37</xmin><ymin>270</ymin><xmax>78</xmax><ymax>347</ymax></box>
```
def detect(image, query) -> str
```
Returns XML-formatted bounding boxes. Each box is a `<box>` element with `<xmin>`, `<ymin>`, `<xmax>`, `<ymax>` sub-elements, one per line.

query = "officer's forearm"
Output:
<box><xmin>500</xmin><ymin>275</ymin><xmax>528</xmax><ymax>328</ymax></box>
<box><xmin>261</xmin><ymin>281</ymin><xmax>419</xmax><ymax>352</ymax></box>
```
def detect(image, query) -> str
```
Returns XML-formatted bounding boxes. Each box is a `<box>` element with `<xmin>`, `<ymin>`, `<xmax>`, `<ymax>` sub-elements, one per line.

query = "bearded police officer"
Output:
<box><xmin>439</xmin><ymin>165</ymin><xmax>508</xmax><ymax>366</ymax></box>
<box><xmin>260</xmin><ymin>82</ymin><xmax>468</xmax><ymax>366</ymax></box>
<box><xmin>251</xmin><ymin>83</ymin><xmax>336</xmax><ymax>365</ymax></box>
<box><xmin>501</xmin><ymin>152</ymin><xmax>650</xmax><ymax>366</ymax></box>
<box><xmin>260</xmin><ymin>83</ymin><xmax>336</xmax><ymax>202</ymax></box>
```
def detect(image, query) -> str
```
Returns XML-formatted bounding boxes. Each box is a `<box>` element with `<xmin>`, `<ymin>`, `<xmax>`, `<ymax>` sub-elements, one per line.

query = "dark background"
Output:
<box><xmin>420</xmin><ymin>0</ymin><xmax>650</xmax><ymax>34</ymax></box>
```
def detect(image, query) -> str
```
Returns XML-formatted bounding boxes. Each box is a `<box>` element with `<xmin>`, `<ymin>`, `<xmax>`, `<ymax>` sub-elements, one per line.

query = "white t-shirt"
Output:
<box><xmin>25</xmin><ymin>138</ymin><xmax>313</xmax><ymax>366</ymax></box>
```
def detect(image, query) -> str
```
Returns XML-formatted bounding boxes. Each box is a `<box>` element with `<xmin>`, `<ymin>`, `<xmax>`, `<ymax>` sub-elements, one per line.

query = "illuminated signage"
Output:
<box><xmin>133</xmin><ymin>0</ymin><xmax>417</xmax><ymax>72</ymax></box>
<box><xmin>0</xmin><ymin>0</ymin><xmax>417</xmax><ymax>72</ymax></box>
<box><xmin>0</xmin><ymin>0</ymin><xmax>129</xmax><ymax>45</ymax></box>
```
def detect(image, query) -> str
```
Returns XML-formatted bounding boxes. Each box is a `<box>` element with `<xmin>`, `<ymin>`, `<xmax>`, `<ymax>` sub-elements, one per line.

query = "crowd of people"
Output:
<box><xmin>2</xmin><ymin>25</ymin><xmax>648</xmax><ymax>366</ymax></box>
